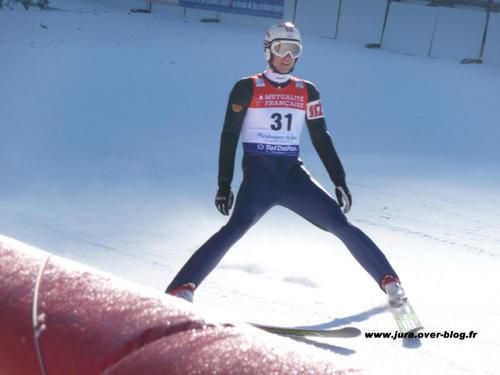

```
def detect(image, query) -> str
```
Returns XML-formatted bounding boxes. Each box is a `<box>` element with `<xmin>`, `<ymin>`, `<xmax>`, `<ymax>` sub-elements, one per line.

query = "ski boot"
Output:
<box><xmin>167</xmin><ymin>282</ymin><xmax>196</xmax><ymax>303</ymax></box>
<box><xmin>382</xmin><ymin>275</ymin><xmax>423</xmax><ymax>333</ymax></box>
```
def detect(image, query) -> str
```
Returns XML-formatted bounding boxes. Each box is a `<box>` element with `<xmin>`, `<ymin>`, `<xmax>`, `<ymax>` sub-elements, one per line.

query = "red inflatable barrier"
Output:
<box><xmin>0</xmin><ymin>235</ymin><xmax>359</xmax><ymax>374</ymax></box>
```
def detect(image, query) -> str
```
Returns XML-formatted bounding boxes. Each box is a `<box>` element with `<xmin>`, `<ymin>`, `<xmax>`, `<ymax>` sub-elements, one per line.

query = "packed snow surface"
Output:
<box><xmin>1</xmin><ymin>1</ymin><xmax>499</xmax><ymax>373</ymax></box>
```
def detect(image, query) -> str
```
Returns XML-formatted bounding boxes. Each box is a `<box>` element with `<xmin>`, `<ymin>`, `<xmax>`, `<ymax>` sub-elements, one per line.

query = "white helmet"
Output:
<box><xmin>264</xmin><ymin>22</ymin><xmax>303</xmax><ymax>62</ymax></box>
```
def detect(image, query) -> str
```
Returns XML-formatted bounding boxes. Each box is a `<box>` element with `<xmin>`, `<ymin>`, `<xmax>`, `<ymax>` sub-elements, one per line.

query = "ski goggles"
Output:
<box><xmin>270</xmin><ymin>40</ymin><xmax>303</xmax><ymax>59</ymax></box>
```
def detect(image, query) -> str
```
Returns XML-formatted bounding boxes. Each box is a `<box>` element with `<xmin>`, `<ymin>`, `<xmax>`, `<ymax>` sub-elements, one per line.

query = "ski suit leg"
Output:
<box><xmin>166</xmin><ymin>161</ymin><xmax>276</xmax><ymax>292</ymax></box>
<box><xmin>281</xmin><ymin>164</ymin><xmax>398</xmax><ymax>287</ymax></box>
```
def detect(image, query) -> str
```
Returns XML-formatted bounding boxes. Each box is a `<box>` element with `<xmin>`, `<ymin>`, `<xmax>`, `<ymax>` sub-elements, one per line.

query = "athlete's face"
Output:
<box><xmin>271</xmin><ymin>54</ymin><xmax>296</xmax><ymax>74</ymax></box>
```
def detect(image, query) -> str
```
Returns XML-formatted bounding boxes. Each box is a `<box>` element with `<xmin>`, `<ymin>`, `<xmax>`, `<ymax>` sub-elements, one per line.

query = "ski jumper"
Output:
<box><xmin>166</xmin><ymin>70</ymin><xmax>398</xmax><ymax>293</ymax></box>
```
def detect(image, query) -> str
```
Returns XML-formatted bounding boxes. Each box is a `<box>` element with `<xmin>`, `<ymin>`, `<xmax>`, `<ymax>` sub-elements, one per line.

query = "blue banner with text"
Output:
<box><xmin>179</xmin><ymin>0</ymin><xmax>284</xmax><ymax>19</ymax></box>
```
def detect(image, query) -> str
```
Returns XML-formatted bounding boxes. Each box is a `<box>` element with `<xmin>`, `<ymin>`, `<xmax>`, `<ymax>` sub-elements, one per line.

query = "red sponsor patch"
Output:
<box><xmin>306</xmin><ymin>100</ymin><xmax>324</xmax><ymax>120</ymax></box>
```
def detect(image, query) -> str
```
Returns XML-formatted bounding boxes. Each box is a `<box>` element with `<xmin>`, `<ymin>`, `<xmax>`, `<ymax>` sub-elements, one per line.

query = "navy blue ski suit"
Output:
<box><xmin>166</xmin><ymin>72</ymin><xmax>398</xmax><ymax>293</ymax></box>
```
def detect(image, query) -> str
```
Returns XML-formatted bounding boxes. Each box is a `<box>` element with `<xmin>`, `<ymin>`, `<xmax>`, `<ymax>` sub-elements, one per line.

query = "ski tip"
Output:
<box><xmin>338</xmin><ymin>326</ymin><xmax>362</xmax><ymax>336</ymax></box>
<box><xmin>249</xmin><ymin>323</ymin><xmax>362</xmax><ymax>338</ymax></box>
<box><xmin>323</xmin><ymin>326</ymin><xmax>361</xmax><ymax>338</ymax></box>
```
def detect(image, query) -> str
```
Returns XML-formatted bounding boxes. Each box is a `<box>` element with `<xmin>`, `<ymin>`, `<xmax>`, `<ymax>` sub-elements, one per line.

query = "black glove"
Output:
<box><xmin>215</xmin><ymin>185</ymin><xmax>234</xmax><ymax>216</ymax></box>
<box><xmin>335</xmin><ymin>182</ymin><xmax>352</xmax><ymax>214</ymax></box>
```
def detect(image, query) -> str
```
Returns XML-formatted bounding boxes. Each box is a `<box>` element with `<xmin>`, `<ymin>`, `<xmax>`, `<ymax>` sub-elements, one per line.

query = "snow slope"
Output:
<box><xmin>1</xmin><ymin>1</ymin><xmax>500</xmax><ymax>374</ymax></box>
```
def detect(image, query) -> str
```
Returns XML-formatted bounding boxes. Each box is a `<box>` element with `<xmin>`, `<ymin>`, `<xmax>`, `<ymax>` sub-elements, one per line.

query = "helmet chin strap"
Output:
<box><xmin>269</xmin><ymin>63</ymin><xmax>294</xmax><ymax>74</ymax></box>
